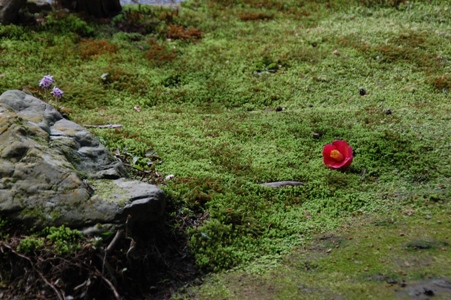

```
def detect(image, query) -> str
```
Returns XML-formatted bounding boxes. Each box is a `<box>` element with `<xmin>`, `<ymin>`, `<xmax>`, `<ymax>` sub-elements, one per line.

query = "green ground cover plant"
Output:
<box><xmin>192</xmin><ymin>209</ymin><xmax>451</xmax><ymax>299</ymax></box>
<box><xmin>0</xmin><ymin>0</ymin><xmax>450</xmax><ymax>298</ymax></box>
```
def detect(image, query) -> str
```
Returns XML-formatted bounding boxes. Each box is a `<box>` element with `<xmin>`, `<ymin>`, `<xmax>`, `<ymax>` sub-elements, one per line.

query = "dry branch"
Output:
<box><xmin>260</xmin><ymin>181</ymin><xmax>304</xmax><ymax>188</ymax></box>
<box><xmin>83</xmin><ymin>124</ymin><xmax>123</xmax><ymax>129</ymax></box>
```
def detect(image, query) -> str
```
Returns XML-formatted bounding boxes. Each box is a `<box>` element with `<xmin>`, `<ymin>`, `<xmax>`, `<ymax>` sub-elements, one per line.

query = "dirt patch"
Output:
<box><xmin>404</xmin><ymin>239</ymin><xmax>449</xmax><ymax>251</ymax></box>
<box><xmin>395</xmin><ymin>278</ymin><xmax>451</xmax><ymax>299</ymax></box>
<box><xmin>304</xmin><ymin>234</ymin><xmax>346</xmax><ymax>254</ymax></box>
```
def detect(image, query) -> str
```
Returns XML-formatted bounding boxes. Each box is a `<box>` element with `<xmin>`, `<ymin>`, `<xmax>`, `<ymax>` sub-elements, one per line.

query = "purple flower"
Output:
<box><xmin>51</xmin><ymin>87</ymin><xmax>64</xmax><ymax>99</ymax></box>
<box><xmin>39</xmin><ymin>75</ymin><xmax>54</xmax><ymax>89</ymax></box>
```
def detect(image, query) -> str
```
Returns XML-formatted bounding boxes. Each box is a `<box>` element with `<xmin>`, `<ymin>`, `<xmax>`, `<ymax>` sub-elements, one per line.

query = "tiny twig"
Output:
<box><xmin>94</xmin><ymin>270</ymin><xmax>121</xmax><ymax>300</ymax></box>
<box><xmin>103</xmin><ymin>229</ymin><xmax>125</xmax><ymax>280</ymax></box>
<box><xmin>83</xmin><ymin>124</ymin><xmax>123</xmax><ymax>129</ymax></box>
<box><xmin>125</xmin><ymin>215</ymin><xmax>136</xmax><ymax>259</ymax></box>
<box><xmin>74</xmin><ymin>278</ymin><xmax>91</xmax><ymax>291</ymax></box>
<box><xmin>152</xmin><ymin>244</ymin><xmax>169</xmax><ymax>268</ymax></box>
<box><xmin>105</xmin><ymin>230</ymin><xmax>125</xmax><ymax>255</ymax></box>
<box><xmin>125</xmin><ymin>214</ymin><xmax>132</xmax><ymax>238</ymax></box>
<box><xmin>126</xmin><ymin>239</ymin><xmax>136</xmax><ymax>259</ymax></box>
<box><xmin>98</xmin><ymin>253</ymin><xmax>117</xmax><ymax>287</ymax></box>
<box><xmin>260</xmin><ymin>181</ymin><xmax>304</xmax><ymax>188</ymax></box>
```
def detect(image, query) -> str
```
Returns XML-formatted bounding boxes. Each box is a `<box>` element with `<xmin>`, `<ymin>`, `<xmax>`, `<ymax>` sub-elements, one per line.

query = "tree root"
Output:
<box><xmin>0</xmin><ymin>237</ymin><xmax>121</xmax><ymax>300</ymax></box>
<box><xmin>0</xmin><ymin>241</ymin><xmax>64</xmax><ymax>300</ymax></box>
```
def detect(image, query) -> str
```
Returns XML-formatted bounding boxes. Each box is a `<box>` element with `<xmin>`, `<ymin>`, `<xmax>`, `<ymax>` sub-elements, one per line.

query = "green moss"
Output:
<box><xmin>19</xmin><ymin>208</ymin><xmax>48</xmax><ymax>223</ymax></box>
<box><xmin>40</xmin><ymin>11</ymin><xmax>95</xmax><ymax>37</ymax></box>
<box><xmin>90</xmin><ymin>179</ymin><xmax>130</xmax><ymax>207</ymax></box>
<box><xmin>43</xmin><ymin>225</ymin><xmax>83</xmax><ymax>254</ymax></box>
<box><xmin>14</xmin><ymin>226</ymin><xmax>83</xmax><ymax>255</ymax></box>
<box><xmin>2</xmin><ymin>0</ymin><xmax>451</xmax><ymax>294</ymax></box>
<box><xmin>190</xmin><ymin>209</ymin><xmax>451</xmax><ymax>299</ymax></box>
<box><xmin>17</xmin><ymin>236</ymin><xmax>45</xmax><ymax>254</ymax></box>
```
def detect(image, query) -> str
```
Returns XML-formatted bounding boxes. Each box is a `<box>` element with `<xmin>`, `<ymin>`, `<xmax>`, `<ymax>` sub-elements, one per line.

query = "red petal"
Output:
<box><xmin>322</xmin><ymin>144</ymin><xmax>335</xmax><ymax>156</ymax></box>
<box><xmin>323</xmin><ymin>144</ymin><xmax>341</xmax><ymax>168</ymax></box>
<box><xmin>333</xmin><ymin>140</ymin><xmax>353</xmax><ymax>159</ymax></box>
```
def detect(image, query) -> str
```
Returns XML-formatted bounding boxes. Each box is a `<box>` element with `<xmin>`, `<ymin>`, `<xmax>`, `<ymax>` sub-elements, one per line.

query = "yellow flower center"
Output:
<box><xmin>330</xmin><ymin>149</ymin><xmax>344</xmax><ymax>162</ymax></box>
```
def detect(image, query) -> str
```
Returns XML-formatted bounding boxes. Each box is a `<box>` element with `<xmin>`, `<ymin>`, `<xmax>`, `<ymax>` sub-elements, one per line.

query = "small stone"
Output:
<box><xmin>332</xmin><ymin>50</ymin><xmax>340</xmax><ymax>55</ymax></box>
<box><xmin>165</xmin><ymin>174</ymin><xmax>175</xmax><ymax>181</ymax></box>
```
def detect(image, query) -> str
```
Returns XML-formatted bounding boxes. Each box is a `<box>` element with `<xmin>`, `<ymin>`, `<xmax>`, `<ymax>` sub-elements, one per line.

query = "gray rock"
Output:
<box><xmin>0</xmin><ymin>0</ymin><xmax>28</xmax><ymax>24</ymax></box>
<box><xmin>0</xmin><ymin>90</ymin><xmax>165</xmax><ymax>230</ymax></box>
<box><xmin>116</xmin><ymin>179</ymin><xmax>166</xmax><ymax>222</ymax></box>
<box><xmin>25</xmin><ymin>0</ymin><xmax>51</xmax><ymax>14</ymax></box>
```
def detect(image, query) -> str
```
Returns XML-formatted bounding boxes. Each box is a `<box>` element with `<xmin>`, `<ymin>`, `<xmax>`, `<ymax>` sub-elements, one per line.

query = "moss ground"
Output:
<box><xmin>1</xmin><ymin>0</ymin><xmax>450</xmax><ymax>298</ymax></box>
<box><xmin>191</xmin><ymin>209</ymin><xmax>451</xmax><ymax>299</ymax></box>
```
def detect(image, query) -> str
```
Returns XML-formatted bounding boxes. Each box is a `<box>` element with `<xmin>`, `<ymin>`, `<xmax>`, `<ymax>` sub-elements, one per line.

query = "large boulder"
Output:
<box><xmin>0</xmin><ymin>90</ymin><xmax>165</xmax><ymax>230</ymax></box>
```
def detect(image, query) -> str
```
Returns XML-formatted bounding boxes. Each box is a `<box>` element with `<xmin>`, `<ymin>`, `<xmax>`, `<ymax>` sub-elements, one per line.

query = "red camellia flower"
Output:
<box><xmin>323</xmin><ymin>140</ymin><xmax>353</xmax><ymax>169</ymax></box>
